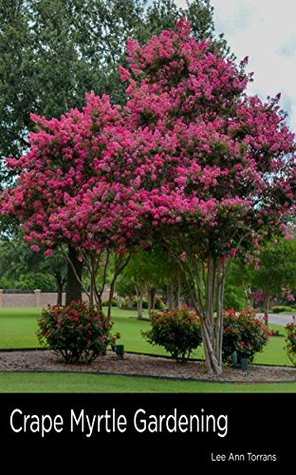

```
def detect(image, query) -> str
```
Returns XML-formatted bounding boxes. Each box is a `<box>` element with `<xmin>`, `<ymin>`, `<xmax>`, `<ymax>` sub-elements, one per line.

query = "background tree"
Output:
<box><xmin>116</xmin><ymin>250</ymin><xmax>161</xmax><ymax>319</ymax></box>
<box><xmin>0</xmin><ymin>237</ymin><xmax>66</xmax><ymax>304</ymax></box>
<box><xmin>250</xmin><ymin>238</ymin><xmax>296</xmax><ymax>313</ymax></box>
<box><xmin>223</xmin><ymin>260</ymin><xmax>251</xmax><ymax>311</ymax></box>
<box><xmin>115</xmin><ymin>244</ymin><xmax>186</xmax><ymax>317</ymax></box>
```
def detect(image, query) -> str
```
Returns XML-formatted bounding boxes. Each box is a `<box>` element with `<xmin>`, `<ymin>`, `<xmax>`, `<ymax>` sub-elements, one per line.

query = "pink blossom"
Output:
<box><xmin>31</xmin><ymin>245</ymin><xmax>40</xmax><ymax>252</ymax></box>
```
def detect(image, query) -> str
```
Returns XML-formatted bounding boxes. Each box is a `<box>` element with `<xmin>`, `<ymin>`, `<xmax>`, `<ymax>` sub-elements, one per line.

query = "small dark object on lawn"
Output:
<box><xmin>116</xmin><ymin>344</ymin><xmax>124</xmax><ymax>359</ymax></box>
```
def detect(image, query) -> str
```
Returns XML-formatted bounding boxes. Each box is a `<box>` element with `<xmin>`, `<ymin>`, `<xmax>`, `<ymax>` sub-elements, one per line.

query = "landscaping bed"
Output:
<box><xmin>0</xmin><ymin>349</ymin><xmax>295</xmax><ymax>383</ymax></box>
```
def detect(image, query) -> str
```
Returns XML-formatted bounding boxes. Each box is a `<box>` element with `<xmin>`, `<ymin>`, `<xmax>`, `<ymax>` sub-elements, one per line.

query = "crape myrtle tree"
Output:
<box><xmin>1</xmin><ymin>94</ymin><xmax>137</xmax><ymax>308</ymax></box>
<box><xmin>2</xmin><ymin>20</ymin><xmax>295</xmax><ymax>373</ymax></box>
<box><xmin>109</xmin><ymin>20</ymin><xmax>295</xmax><ymax>374</ymax></box>
<box><xmin>0</xmin><ymin>0</ymin><xmax>219</xmax><ymax>302</ymax></box>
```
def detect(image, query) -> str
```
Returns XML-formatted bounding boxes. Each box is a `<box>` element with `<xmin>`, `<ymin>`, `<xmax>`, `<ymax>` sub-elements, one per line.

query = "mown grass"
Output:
<box><xmin>0</xmin><ymin>372</ymin><xmax>295</xmax><ymax>393</ymax></box>
<box><xmin>0</xmin><ymin>307</ymin><xmax>294</xmax><ymax>393</ymax></box>
<box><xmin>0</xmin><ymin>307</ymin><xmax>291</xmax><ymax>366</ymax></box>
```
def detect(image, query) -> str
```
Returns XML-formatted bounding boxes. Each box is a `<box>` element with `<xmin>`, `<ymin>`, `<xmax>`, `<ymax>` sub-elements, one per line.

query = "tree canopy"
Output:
<box><xmin>1</xmin><ymin>19</ymin><xmax>295</xmax><ymax>374</ymax></box>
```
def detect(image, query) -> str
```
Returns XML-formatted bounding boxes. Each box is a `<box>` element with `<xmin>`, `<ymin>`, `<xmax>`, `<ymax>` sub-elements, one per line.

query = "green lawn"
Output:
<box><xmin>0</xmin><ymin>307</ymin><xmax>294</xmax><ymax>393</ymax></box>
<box><xmin>254</xmin><ymin>329</ymin><xmax>290</xmax><ymax>366</ymax></box>
<box><xmin>0</xmin><ymin>307</ymin><xmax>41</xmax><ymax>348</ymax></box>
<box><xmin>0</xmin><ymin>306</ymin><xmax>291</xmax><ymax>366</ymax></box>
<box><xmin>0</xmin><ymin>372</ymin><xmax>295</xmax><ymax>392</ymax></box>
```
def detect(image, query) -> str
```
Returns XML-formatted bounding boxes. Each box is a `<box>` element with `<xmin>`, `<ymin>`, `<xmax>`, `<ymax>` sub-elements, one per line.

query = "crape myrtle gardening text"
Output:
<box><xmin>9</xmin><ymin>407</ymin><xmax>228</xmax><ymax>438</ymax></box>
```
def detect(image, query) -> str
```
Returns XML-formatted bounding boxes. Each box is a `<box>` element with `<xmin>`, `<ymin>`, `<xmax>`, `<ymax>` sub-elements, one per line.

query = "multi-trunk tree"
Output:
<box><xmin>1</xmin><ymin>20</ymin><xmax>295</xmax><ymax>374</ymax></box>
<box><xmin>110</xmin><ymin>19</ymin><xmax>295</xmax><ymax>374</ymax></box>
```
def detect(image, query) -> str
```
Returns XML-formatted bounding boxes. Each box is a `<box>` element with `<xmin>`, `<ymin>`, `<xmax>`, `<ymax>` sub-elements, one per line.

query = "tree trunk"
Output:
<box><xmin>57</xmin><ymin>286</ymin><xmax>63</xmax><ymax>306</ymax></box>
<box><xmin>199</xmin><ymin>257</ymin><xmax>224</xmax><ymax>375</ymax></box>
<box><xmin>190</xmin><ymin>256</ymin><xmax>224</xmax><ymax>375</ymax></box>
<box><xmin>107</xmin><ymin>280</ymin><xmax>116</xmax><ymax>317</ymax></box>
<box><xmin>214</xmin><ymin>265</ymin><xmax>225</xmax><ymax>368</ymax></box>
<box><xmin>55</xmin><ymin>272</ymin><xmax>65</xmax><ymax>306</ymax></box>
<box><xmin>137</xmin><ymin>291</ymin><xmax>143</xmax><ymax>319</ymax></box>
<box><xmin>107</xmin><ymin>253</ymin><xmax>130</xmax><ymax>317</ymax></box>
<box><xmin>148</xmin><ymin>290</ymin><xmax>151</xmax><ymax>314</ymax></box>
<box><xmin>148</xmin><ymin>288</ymin><xmax>156</xmax><ymax>316</ymax></box>
<box><xmin>167</xmin><ymin>284</ymin><xmax>174</xmax><ymax>310</ymax></box>
<box><xmin>200</xmin><ymin>319</ymin><xmax>222</xmax><ymax>375</ymax></box>
<box><xmin>167</xmin><ymin>246</ymin><xmax>227</xmax><ymax>375</ymax></box>
<box><xmin>65</xmin><ymin>246</ymin><xmax>83</xmax><ymax>305</ymax></box>
<box><xmin>264</xmin><ymin>293</ymin><xmax>270</xmax><ymax>326</ymax></box>
<box><xmin>89</xmin><ymin>261</ymin><xmax>96</xmax><ymax>307</ymax></box>
<box><xmin>175</xmin><ymin>275</ymin><xmax>181</xmax><ymax>308</ymax></box>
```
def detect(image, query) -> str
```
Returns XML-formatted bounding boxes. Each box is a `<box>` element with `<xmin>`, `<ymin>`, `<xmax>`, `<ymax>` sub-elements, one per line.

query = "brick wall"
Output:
<box><xmin>0</xmin><ymin>290</ymin><xmax>110</xmax><ymax>308</ymax></box>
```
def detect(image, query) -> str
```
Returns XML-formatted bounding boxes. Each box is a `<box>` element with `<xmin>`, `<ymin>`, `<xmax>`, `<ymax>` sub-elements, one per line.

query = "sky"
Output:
<box><xmin>176</xmin><ymin>0</ymin><xmax>296</xmax><ymax>133</ymax></box>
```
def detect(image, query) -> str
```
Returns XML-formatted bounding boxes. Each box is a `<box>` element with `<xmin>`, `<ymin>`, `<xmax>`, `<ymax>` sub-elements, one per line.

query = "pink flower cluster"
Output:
<box><xmin>1</xmin><ymin>20</ymin><xmax>295</xmax><ymax>263</ymax></box>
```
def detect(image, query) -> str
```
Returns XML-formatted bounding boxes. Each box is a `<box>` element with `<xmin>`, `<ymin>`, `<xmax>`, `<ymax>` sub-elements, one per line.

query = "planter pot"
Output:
<box><xmin>241</xmin><ymin>357</ymin><xmax>249</xmax><ymax>371</ymax></box>
<box><xmin>231</xmin><ymin>351</ymin><xmax>238</xmax><ymax>368</ymax></box>
<box><xmin>115</xmin><ymin>344</ymin><xmax>124</xmax><ymax>359</ymax></box>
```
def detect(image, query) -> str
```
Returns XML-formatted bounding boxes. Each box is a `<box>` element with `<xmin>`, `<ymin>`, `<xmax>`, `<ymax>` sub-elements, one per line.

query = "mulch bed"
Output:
<box><xmin>0</xmin><ymin>349</ymin><xmax>295</xmax><ymax>382</ymax></box>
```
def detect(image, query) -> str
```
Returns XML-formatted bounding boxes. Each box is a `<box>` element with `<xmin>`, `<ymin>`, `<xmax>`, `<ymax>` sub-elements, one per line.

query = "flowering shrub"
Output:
<box><xmin>285</xmin><ymin>318</ymin><xmax>296</xmax><ymax>366</ymax></box>
<box><xmin>37</xmin><ymin>301</ymin><xmax>116</xmax><ymax>364</ymax></box>
<box><xmin>142</xmin><ymin>307</ymin><xmax>202</xmax><ymax>362</ymax></box>
<box><xmin>222</xmin><ymin>308</ymin><xmax>271</xmax><ymax>364</ymax></box>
